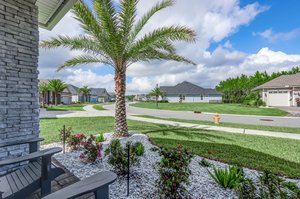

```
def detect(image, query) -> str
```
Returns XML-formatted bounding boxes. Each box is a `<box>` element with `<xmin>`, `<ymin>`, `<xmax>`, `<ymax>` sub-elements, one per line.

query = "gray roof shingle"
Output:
<box><xmin>254</xmin><ymin>73</ymin><xmax>300</xmax><ymax>90</ymax></box>
<box><xmin>160</xmin><ymin>81</ymin><xmax>221</xmax><ymax>95</ymax></box>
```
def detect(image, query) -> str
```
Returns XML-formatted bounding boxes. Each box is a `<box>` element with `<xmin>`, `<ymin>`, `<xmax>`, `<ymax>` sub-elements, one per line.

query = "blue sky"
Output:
<box><xmin>38</xmin><ymin>0</ymin><xmax>300</xmax><ymax>94</ymax></box>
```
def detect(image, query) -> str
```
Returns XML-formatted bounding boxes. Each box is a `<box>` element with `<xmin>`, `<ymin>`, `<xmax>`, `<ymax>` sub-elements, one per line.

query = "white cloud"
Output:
<box><xmin>66</xmin><ymin>69</ymin><xmax>115</xmax><ymax>91</ymax></box>
<box><xmin>254</xmin><ymin>28</ymin><xmax>300</xmax><ymax>43</ymax></box>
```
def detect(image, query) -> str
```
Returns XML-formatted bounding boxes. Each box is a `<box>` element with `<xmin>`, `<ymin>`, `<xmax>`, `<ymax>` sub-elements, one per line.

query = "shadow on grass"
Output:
<box><xmin>141</xmin><ymin>123</ymin><xmax>234</xmax><ymax>142</ymax></box>
<box><xmin>150</xmin><ymin>137</ymin><xmax>300</xmax><ymax>179</ymax></box>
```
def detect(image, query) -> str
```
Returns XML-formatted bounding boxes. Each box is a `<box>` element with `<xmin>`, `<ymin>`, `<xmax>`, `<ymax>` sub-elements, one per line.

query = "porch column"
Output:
<box><xmin>0</xmin><ymin>0</ymin><xmax>39</xmax><ymax>170</ymax></box>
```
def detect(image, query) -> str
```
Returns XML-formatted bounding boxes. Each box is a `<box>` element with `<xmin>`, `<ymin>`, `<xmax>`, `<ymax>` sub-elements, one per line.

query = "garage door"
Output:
<box><xmin>267</xmin><ymin>91</ymin><xmax>289</xmax><ymax>107</ymax></box>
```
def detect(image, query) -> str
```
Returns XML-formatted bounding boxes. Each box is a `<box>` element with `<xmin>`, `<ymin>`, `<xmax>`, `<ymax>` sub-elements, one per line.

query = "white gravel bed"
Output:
<box><xmin>42</xmin><ymin>133</ymin><xmax>300</xmax><ymax>199</ymax></box>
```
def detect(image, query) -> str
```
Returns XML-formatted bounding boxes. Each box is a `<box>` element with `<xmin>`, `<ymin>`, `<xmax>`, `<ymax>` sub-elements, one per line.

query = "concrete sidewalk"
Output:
<box><xmin>127</xmin><ymin>115</ymin><xmax>300</xmax><ymax>140</ymax></box>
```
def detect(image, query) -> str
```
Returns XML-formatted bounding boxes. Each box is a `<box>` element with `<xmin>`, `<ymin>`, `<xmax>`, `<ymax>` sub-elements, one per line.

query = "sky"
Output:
<box><xmin>38</xmin><ymin>0</ymin><xmax>300</xmax><ymax>94</ymax></box>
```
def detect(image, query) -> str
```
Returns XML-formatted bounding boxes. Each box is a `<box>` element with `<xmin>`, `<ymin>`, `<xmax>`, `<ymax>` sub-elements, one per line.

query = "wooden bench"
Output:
<box><xmin>43</xmin><ymin>171</ymin><xmax>117</xmax><ymax>199</ymax></box>
<box><xmin>0</xmin><ymin>138</ymin><xmax>64</xmax><ymax>199</ymax></box>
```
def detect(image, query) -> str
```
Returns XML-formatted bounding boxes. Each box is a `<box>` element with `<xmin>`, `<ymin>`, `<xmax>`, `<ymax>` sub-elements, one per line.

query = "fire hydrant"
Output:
<box><xmin>213</xmin><ymin>113</ymin><xmax>220</xmax><ymax>124</ymax></box>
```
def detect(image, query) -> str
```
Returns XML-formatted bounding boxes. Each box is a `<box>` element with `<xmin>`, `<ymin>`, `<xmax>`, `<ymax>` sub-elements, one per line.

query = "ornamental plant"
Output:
<box><xmin>105</xmin><ymin>139</ymin><xmax>140</xmax><ymax>175</ymax></box>
<box><xmin>80</xmin><ymin>135</ymin><xmax>103</xmax><ymax>162</ymax></box>
<box><xmin>156</xmin><ymin>145</ymin><xmax>193</xmax><ymax>198</ymax></box>
<box><xmin>95</xmin><ymin>133</ymin><xmax>105</xmax><ymax>143</ymax></box>
<box><xmin>67</xmin><ymin>133</ymin><xmax>86</xmax><ymax>151</ymax></box>
<box><xmin>59</xmin><ymin>126</ymin><xmax>73</xmax><ymax>142</ymax></box>
<box><xmin>208</xmin><ymin>166</ymin><xmax>244</xmax><ymax>189</ymax></box>
<box><xmin>132</xmin><ymin>141</ymin><xmax>145</xmax><ymax>156</ymax></box>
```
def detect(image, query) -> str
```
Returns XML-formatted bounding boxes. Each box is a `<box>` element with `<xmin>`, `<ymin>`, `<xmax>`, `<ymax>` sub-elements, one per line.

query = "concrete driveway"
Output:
<box><xmin>104</xmin><ymin>104</ymin><xmax>300</xmax><ymax>128</ymax></box>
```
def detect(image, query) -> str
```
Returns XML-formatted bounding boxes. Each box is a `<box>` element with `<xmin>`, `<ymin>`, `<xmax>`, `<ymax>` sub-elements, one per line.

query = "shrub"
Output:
<box><xmin>59</xmin><ymin>126</ymin><xmax>73</xmax><ymax>142</ymax></box>
<box><xmin>95</xmin><ymin>133</ymin><xmax>105</xmax><ymax>143</ymax></box>
<box><xmin>236</xmin><ymin>177</ymin><xmax>258</xmax><ymax>199</ymax></box>
<box><xmin>236</xmin><ymin>170</ymin><xmax>300</xmax><ymax>199</ymax></box>
<box><xmin>208</xmin><ymin>166</ymin><xmax>244</xmax><ymax>189</ymax></box>
<box><xmin>105</xmin><ymin>139</ymin><xmax>139</xmax><ymax>175</ymax></box>
<box><xmin>67</xmin><ymin>133</ymin><xmax>86</xmax><ymax>151</ymax></box>
<box><xmin>132</xmin><ymin>142</ymin><xmax>145</xmax><ymax>156</ymax></box>
<box><xmin>156</xmin><ymin>145</ymin><xmax>193</xmax><ymax>198</ymax></box>
<box><xmin>199</xmin><ymin>158</ymin><xmax>211</xmax><ymax>167</ymax></box>
<box><xmin>80</xmin><ymin>135</ymin><xmax>103</xmax><ymax>162</ymax></box>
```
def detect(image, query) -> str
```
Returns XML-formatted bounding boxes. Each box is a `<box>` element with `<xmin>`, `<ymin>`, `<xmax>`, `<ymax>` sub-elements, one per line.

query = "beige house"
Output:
<box><xmin>254</xmin><ymin>73</ymin><xmax>300</xmax><ymax>107</ymax></box>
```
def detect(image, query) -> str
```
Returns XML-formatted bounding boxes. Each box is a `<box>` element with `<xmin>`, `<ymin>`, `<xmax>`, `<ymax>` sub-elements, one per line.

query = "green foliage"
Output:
<box><xmin>132</xmin><ymin>141</ymin><xmax>145</xmax><ymax>156</ymax></box>
<box><xmin>236</xmin><ymin>177</ymin><xmax>257</xmax><ymax>199</ymax></box>
<box><xmin>67</xmin><ymin>133</ymin><xmax>86</xmax><ymax>151</ymax></box>
<box><xmin>59</xmin><ymin>126</ymin><xmax>73</xmax><ymax>142</ymax></box>
<box><xmin>156</xmin><ymin>145</ymin><xmax>193</xmax><ymax>198</ymax></box>
<box><xmin>208</xmin><ymin>166</ymin><xmax>244</xmax><ymax>189</ymax></box>
<box><xmin>95</xmin><ymin>133</ymin><xmax>105</xmax><ymax>143</ymax></box>
<box><xmin>199</xmin><ymin>158</ymin><xmax>211</xmax><ymax>167</ymax></box>
<box><xmin>48</xmin><ymin>79</ymin><xmax>68</xmax><ymax>105</ymax></box>
<box><xmin>79</xmin><ymin>86</ymin><xmax>92</xmax><ymax>102</ymax></box>
<box><xmin>236</xmin><ymin>171</ymin><xmax>300</xmax><ymax>199</ymax></box>
<box><xmin>105</xmin><ymin>139</ymin><xmax>140</xmax><ymax>175</ymax></box>
<box><xmin>216</xmin><ymin>67</ymin><xmax>300</xmax><ymax>104</ymax></box>
<box><xmin>80</xmin><ymin>135</ymin><xmax>103</xmax><ymax>162</ymax></box>
<box><xmin>242</xmin><ymin>91</ymin><xmax>263</xmax><ymax>107</ymax></box>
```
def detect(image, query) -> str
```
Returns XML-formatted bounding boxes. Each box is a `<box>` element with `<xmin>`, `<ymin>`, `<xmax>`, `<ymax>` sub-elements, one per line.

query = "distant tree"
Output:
<box><xmin>48</xmin><ymin>79</ymin><xmax>67</xmax><ymax>105</ymax></box>
<box><xmin>149</xmin><ymin>85</ymin><xmax>164</xmax><ymax>107</ymax></box>
<box><xmin>126</xmin><ymin>95</ymin><xmax>135</xmax><ymax>102</ymax></box>
<box><xmin>79</xmin><ymin>86</ymin><xmax>92</xmax><ymax>103</ymax></box>
<box><xmin>38</xmin><ymin>82</ymin><xmax>49</xmax><ymax>108</ymax></box>
<box><xmin>216</xmin><ymin>67</ymin><xmax>300</xmax><ymax>104</ymax></box>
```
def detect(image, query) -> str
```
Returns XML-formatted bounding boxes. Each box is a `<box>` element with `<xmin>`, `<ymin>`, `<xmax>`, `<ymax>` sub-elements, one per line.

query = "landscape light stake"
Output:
<box><xmin>127</xmin><ymin>143</ymin><xmax>130</xmax><ymax>197</ymax></box>
<box><xmin>63</xmin><ymin>125</ymin><xmax>66</xmax><ymax>154</ymax></box>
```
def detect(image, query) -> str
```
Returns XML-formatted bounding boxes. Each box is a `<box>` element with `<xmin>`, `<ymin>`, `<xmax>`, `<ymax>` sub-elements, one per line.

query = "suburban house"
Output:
<box><xmin>39</xmin><ymin>80</ymin><xmax>111</xmax><ymax>104</ymax></box>
<box><xmin>253</xmin><ymin>73</ymin><xmax>300</xmax><ymax>107</ymax></box>
<box><xmin>160</xmin><ymin>81</ymin><xmax>222</xmax><ymax>103</ymax></box>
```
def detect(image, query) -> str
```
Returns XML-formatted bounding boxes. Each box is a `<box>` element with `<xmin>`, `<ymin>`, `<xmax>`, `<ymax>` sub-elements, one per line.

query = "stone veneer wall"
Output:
<box><xmin>0</xmin><ymin>0</ymin><xmax>39</xmax><ymax>173</ymax></box>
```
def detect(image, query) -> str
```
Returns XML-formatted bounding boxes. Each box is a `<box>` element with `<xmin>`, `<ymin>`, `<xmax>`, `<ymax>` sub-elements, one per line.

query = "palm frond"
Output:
<box><xmin>127</xmin><ymin>25</ymin><xmax>196</xmax><ymax>57</ymax></box>
<box><xmin>129</xmin><ymin>48</ymin><xmax>196</xmax><ymax>66</ymax></box>
<box><xmin>120</xmin><ymin>0</ymin><xmax>138</xmax><ymax>40</ymax></box>
<box><xmin>128</xmin><ymin>0</ymin><xmax>174</xmax><ymax>43</ymax></box>
<box><xmin>57</xmin><ymin>55</ymin><xmax>112</xmax><ymax>71</ymax></box>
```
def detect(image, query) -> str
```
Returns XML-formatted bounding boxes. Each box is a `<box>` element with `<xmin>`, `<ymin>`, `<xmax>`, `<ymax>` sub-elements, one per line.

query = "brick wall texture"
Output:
<box><xmin>0</xmin><ymin>0</ymin><xmax>39</xmax><ymax>172</ymax></box>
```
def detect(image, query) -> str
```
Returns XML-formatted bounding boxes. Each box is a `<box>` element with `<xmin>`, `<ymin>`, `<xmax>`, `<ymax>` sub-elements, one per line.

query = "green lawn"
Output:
<box><xmin>131</xmin><ymin>102</ymin><xmax>288</xmax><ymax>116</ymax></box>
<box><xmin>46</xmin><ymin>104</ymin><xmax>85</xmax><ymax>111</ymax></box>
<box><xmin>40</xmin><ymin>117</ymin><xmax>300</xmax><ymax>178</ymax></box>
<box><xmin>136</xmin><ymin>115</ymin><xmax>300</xmax><ymax>134</ymax></box>
<box><xmin>92</xmin><ymin>103</ymin><xmax>113</xmax><ymax>111</ymax></box>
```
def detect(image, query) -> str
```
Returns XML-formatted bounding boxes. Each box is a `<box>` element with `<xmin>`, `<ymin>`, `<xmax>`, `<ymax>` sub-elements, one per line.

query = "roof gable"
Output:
<box><xmin>254</xmin><ymin>73</ymin><xmax>300</xmax><ymax>90</ymax></box>
<box><xmin>161</xmin><ymin>81</ymin><xmax>221</xmax><ymax>95</ymax></box>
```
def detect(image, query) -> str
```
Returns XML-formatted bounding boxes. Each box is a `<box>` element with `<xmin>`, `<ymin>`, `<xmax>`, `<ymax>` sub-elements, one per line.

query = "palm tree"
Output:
<box><xmin>38</xmin><ymin>82</ymin><xmax>49</xmax><ymax>108</ymax></box>
<box><xmin>79</xmin><ymin>86</ymin><xmax>92</xmax><ymax>102</ymax></box>
<box><xmin>149</xmin><ymin>84</ymin><xmax>164</xmax><ymax>107</ymax></box>
<box><xmin>40</xmin><ymin>0</ymin><xmax>196</xmax><ymax>136</ymax></box>
<box><xmin>48</xmin><ymin>79</ymin><xmax>67</xmax><ymax>106</ymax></box>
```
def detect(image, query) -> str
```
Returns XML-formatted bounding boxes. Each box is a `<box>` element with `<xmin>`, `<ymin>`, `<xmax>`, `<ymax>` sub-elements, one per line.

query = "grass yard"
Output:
<box><xmin>46</xmin><ymin>104</ymin><xmax>85</xmax><ymax>111</ymax></box>
<box><xmin>131</xmin><ymin>102</ymin><xmax>288</xmax><ymax>116</ymax></box>
<box><xmin>92</xmin><ymin>103</ymin><xmax>113</xmax><ymax>111</ymax></box>
<box><xmin>136</xmin><ymin>115</ymin><xmax>300</xmax><ymax>134</ymax></box>
<box><xmin>40</xmin><ymin>116</ymin><xmax>300</xmax><ymax>178</ymax></box>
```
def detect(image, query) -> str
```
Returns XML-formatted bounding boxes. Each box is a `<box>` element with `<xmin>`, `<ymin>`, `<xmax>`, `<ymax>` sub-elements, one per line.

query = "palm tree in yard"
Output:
<box><xmin>149</xmin><ymin>84</ymin><xmax>165</xmax><ymax>107</ymax></box>
<box><xmin>38</xmin><ymin>82</ymin><xmax>49</xmax><ymax>108</ymax></box>
<box><xmin>48</xmin><ymin>79</ymin><xmax>68</xmax><ymax>106</ymax></box>
<box><xmin>79</xmin><ymin>86</ymin><xmax>92</xmax><ymax>102</ymax></box>
<box><xmin>40</xmin><ymin>0</ymin><xmax>196</xmax><ymax>136</ymax></box>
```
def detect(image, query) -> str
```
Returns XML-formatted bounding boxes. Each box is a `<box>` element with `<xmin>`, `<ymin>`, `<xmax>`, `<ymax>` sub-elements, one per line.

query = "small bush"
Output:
<box><xmin>158</xmin><ymin>100</ymin><xmax>169</xmax><ymax>103</ymax></box>
<box><xmin>132</xmin><ymin>142</ymin><xmax>145</xmax><ymax>156</ymax></box>
<box><xmin>59</xmin><ymin>126</ymin><xmax>73</xmax><ymax>142</ymax></box>
<box><xmin>208</xmin><ymin>166</ymin><xmax>244</xmax><ymax>189</ymax></box>
<box><xmin>156</xmin><ymin>145</ymin><xmax>193</xmax><ymax>198</ymax></box>
<box><xmin>105</xmin><ymin>139</ymin><xmax>139</xmax><ymax>175</ymax></box>
<box><xmin>236</xmin><ymin>177</ymin><xmax>258</xmax><ymax>199</ymax></box>
<box><xmin>67</xmin><ymin>133</ymin><xmax>86</xmax><ymax>151</ymax></box>
<box><xmin>95</xmin><ymin>133</ymin><xmax>105</xmax><ymax>143</ymax></box>
<box><xmin>236</xmin><ymin>170</ymin><xmax>300</xmax><ymax>199</ymax></box>
<box><xmin>199</xmin><ymin>158</ymin><xmax>211</xmax><ymax>167</ymax></box>
<box><xmin>80</xmin><ymin>135</ymin><xmax>103</xmax><ymax>162</ymax></box>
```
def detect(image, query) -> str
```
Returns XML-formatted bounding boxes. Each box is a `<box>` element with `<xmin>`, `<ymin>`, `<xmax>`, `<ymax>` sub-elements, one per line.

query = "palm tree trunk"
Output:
<box><xmin>55</xmin><ymin>93</ymin><xmax>57</xmax><ymax>106</ymax></box>
<box><xmin>156</xmin><ymin>95</ymin><xmax>158</xmax><ymax>107</ymax></box>
<box><xmin>114</xmin><ymin>70</ymin><xmax>128</xmax><ymax>136</ymax></box>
